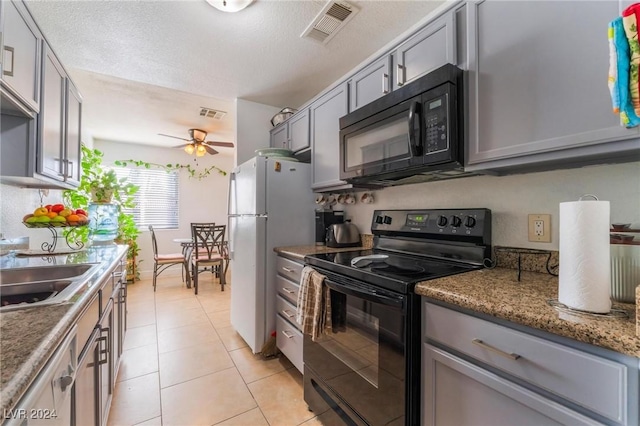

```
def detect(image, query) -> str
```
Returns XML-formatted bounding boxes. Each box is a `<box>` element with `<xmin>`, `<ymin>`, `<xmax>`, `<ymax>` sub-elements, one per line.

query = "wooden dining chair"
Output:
<box><xmin>190</xmin><ymin>223</ymin><xmax>227</xmax><ymax>294</ymax></box>
<box><xmin>149</xmin><ymin>225</ymin><xmax>189</xmax><ymax>291</ymax></box>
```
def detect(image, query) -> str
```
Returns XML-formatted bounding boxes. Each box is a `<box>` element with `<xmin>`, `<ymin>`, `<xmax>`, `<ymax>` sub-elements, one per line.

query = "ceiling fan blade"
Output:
<box><xmin>158</xmin><ymin>133</ymin><xmax>190</xmax><ymax>141</ymax></box>
<box><xmin>172</xmin><ymin>143</ymin><xmax>191</xmax><ymax>149</ymax></box>
<box><xmin>204</xmin><ymin>145</ymin><xmax>219</xmax><ymax>155</ymax></box>
<box><xmin>204</xmin><ymin>141</ymin><xmax>234</xmax><ymax>148</ymax></box>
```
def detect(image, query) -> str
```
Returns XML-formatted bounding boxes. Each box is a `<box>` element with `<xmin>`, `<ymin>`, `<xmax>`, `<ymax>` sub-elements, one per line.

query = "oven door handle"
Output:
<box><xmin>408</xmin><ymin>101</ymin><xmax>422</xmax><ymax>156</ymax></box>
<box><xmin>325</xmin><ymin>279</ymin><xmax>404</xmax><ymax>309</ymax></box>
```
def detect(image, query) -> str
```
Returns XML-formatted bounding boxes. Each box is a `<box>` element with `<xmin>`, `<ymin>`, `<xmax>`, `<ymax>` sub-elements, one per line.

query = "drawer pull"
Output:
<box><xmin>282</xmin><ymin>287</ymin><xmax>295</xmax><ymax>294</ymax></box>
<box><xmin>282</xmin><ymin>267</ymin><xmax>295</xmax><ymax>273</ymax></box>
<box><xmin>282</xmin><ymin>330</ymin><xmax>295</xmax><ymax>339</ymax></box>
<box><xmin>472</xmin><ymin>339</ymin><xmax>521</xmax><ymax>360</ymax></box>
<box><xmin>281</xmin><ymin>309</ymin><xmax>295</xmax><ymax>318</ymax></box>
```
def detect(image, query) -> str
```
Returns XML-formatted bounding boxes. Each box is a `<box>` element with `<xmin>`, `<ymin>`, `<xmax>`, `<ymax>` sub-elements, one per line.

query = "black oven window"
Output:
<box><xmin>317</xmin><ymin>292</ymin><xmax>380</xmax><ymax>387</ymax></box>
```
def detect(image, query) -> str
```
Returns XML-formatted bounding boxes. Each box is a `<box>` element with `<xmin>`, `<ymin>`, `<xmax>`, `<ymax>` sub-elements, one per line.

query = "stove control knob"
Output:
<box><xmin>383</xmin><ymin>216</ymin><xmax>392</xmax><ymax>225</ymax></box>
<box><xmin>450</xmin><ymin>216</ymin><xmax>462</xmax><ymax>228</ymax></box>
<box><xmin>464</xmin><ymin>216</ymin><xmax>477</xmax><ymax>228</ymax></box>
<box><xmin>375</xmin><ymin>215</ymin><xmax>384</xmax><ymax>224</ymax></box>
<box><xmin>437</xmin><ymin>215</ymin><xmax>448</xmax><ymax>227</ymax></box>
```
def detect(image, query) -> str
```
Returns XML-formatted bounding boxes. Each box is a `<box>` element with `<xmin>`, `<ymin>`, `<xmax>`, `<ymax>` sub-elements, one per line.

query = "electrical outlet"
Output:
<box><xmin>528</xmin><ymin>214</ymin><xmax>551</xmax><ymax>242</ymax></box>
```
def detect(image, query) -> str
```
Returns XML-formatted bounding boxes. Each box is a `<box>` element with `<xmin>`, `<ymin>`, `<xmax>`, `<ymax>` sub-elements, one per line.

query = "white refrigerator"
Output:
<box><xmin>228</xmin><ymin>156</ymin><xmax>314</xmax><ymax>353</ymax></box>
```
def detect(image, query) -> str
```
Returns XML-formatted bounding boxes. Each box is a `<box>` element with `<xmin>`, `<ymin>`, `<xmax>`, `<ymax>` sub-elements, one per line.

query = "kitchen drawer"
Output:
<box><xmin>276</xmin><ymin>315</ymin><xmax>303</xmax><ymax>373</ymax></box>
<box><xmin>276</xmin><ymin>256</ymin><xmax>303</xmax><ymax>283</ymax></box>
<box><xmin>277</xmin><ymin>295</ymin><xmax>300</xmax><ymax>331</ymax></box>
<box><xmin>424</xmin><ymin>302</ymin><xmax>627</xmax><ymax>424</ymax></box>
<box><xmin>276</xmin><ymin>275</ymin><xmax>300</xmax><ymax>305</ymax></box>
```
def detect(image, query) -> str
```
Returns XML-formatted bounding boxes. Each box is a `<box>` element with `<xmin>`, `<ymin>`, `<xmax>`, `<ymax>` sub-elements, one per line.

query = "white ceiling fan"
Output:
<box><xmin>159</xmin><ymin>128</ymin><xmax>234</xmax><ymax>156</ymax></box>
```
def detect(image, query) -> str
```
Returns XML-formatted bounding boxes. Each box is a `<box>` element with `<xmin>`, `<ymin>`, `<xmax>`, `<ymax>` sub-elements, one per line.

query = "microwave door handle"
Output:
<box><xmin>408</xmin><ymin>101</ymin><xmax>422</xmax><ymax>156</ymax></box>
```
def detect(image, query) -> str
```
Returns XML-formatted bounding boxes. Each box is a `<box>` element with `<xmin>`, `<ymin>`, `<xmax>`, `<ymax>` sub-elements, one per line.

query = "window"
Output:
<box><xmin>111</xmin><ymin>167</ymin><xmax>179</xmax><ymax>229</ymax></box>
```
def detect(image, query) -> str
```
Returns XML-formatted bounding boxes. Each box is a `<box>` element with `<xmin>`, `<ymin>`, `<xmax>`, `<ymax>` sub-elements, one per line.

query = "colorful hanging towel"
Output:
<box><xmin>611</xmin><ymin>16</ymin><xmax>640</xmax><ymax>127</ymax></box>
<box><xmin>622</xmin><ymin>4</ymin><xmax>640</xmax><ymax>117</ymax></box>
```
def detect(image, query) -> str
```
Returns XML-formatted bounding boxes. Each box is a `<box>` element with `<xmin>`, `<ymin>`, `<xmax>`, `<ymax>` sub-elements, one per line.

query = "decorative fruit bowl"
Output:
<box><xmin>23</xmin><ymin>220</ymin><xmax>90</xmax><ymax>228</ymax></box>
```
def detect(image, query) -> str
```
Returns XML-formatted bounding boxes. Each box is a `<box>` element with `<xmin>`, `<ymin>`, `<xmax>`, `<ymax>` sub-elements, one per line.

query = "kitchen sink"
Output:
<box><xmin>0</xmin><ymin>264</ymin><xmax>95</xmax><ymax>285</ymax></box>
<box><xmin>0</xmin><ymin>263</ymin><xmax>100</xmax><ymax>310</ymax></box>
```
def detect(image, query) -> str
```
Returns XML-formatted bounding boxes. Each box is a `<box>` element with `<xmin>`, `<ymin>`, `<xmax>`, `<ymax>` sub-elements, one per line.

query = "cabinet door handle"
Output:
<box><xmin>281</xmin><ymin>267</ymin><xmax>295</xmax><ymax>273</ymax></box>
<box><xmin>282</xmin><ymin>330</ymin><xmax>295</xmax><ymax>339</ymax></box>
<box><xmin>281</xmin><ymin>309</ymin><xmax>295</xmax><ymax>319</ymax></box>
<box><xmin>98</xmin><ymin>327</ymin><xmax>110</xmax><ymax>364</ymax></box>
<box><xmin>382</xmin><ymin>73</ymin><xmax>390</xmax><ymax>94</ymax></box>
<box><xmin>396</xmin><ymin>64</ymin><xmax>405</xmax><ymax>87</ymax></box>
<box><xmin>472</xmin><ymin>339</ymin><xmax>521</xmax><ymax>360</ymax></box>
<box><xmin>3</xmin><ymin>45</ymin><xmax>14</xmax><ymax>77</ymax></box>
<box><xmin>282</xmin><ymin>287</ymin><xmax>295</xmax><ymax>294</ymax></box>
<box><xmin>66</xmin><ymin>160</ymin><xmax>74</xmax><ymax>179</ymax></box>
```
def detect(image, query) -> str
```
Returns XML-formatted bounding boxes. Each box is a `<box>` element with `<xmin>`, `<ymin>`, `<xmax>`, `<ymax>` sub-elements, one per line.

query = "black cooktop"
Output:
<box><xmin>305</xmin><ymin>249</ymin><xmax>479</xmax><ymax>294</ymax></box>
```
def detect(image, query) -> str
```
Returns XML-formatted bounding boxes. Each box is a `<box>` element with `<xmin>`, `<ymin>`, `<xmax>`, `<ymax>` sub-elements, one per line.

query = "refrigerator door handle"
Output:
<box><xmin>227</xmin><ymin>172</ymin><xmax>236</xmax><ymax>217</ymax></box>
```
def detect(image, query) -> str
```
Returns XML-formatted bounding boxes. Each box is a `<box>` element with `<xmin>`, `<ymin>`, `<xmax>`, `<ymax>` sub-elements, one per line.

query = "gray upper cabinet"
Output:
<box><xmin>65</xmin><ymin>79</ymin><xmax>82</xmax><ymax>186</ymax></box>
<box><xmin>288</xmin><ymin>108</ymin><xmax>310</xmax><ymax>152</ymax></box>
<box><xmin>465</xmin><ymin>0</ymin><xmax>640</xmax><ymax>170</ymax></box>
<box><xmin>311</xmin><ymin>82</ymin><xmax>349</xmax><ymax>190</ymax></box>
<box><xmin>349</xmin><ymin>55</ymin><xmax>392</xmax><ymax>111</ymax></box>
<box><xmin>393</xmin><ymin>11</ymin><xmax>456</xmax><ymax>90</ymax></box>
<box><xmin>269</xmin><ymin>122</ymin><xmax>288</xmax><ymax>149</ymax></box>
<box><xmin>0</xmin><ymin>0</ymin><xmax>41</xmax><ymax>114</ymax></box>
<box><xmin>38</xmin><ymin>42</ymin><xmax>66</xmax><ymax>182</ymax></box>
<box><xmin>269</xmin><ymin>109</ymin><xmax>310</xmax><ymax>153</ymax></box>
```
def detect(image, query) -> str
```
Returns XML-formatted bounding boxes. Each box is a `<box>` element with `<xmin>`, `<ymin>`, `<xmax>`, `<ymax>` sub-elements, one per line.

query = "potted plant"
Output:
<box><xmin>64</xmin><ymin>145</ymin><xmax>141</xmax><ymax>281</ymax></box>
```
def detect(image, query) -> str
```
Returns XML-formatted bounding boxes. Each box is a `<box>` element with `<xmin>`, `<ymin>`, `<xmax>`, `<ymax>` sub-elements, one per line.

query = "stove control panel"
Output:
<box><xmin>371</xmin><ymin>208</ymin><xmax>491</xmax><ymax>241</ymax></box>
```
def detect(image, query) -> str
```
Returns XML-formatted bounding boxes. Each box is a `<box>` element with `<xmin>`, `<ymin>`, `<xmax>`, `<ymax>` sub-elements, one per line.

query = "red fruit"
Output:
<box><xmin>51</xmin><ymin>204</ymin><xmax>65</xmax><ymax>213</ymax></box>
<box><xmin>45</xmin><ymin>204</ymin><xmax>52</xmax><ymax>211</ymax></box>
<box><xmin>75</xmin><ymin>208</ymin><xmax>87</xmax><ymax>216</ymax></box>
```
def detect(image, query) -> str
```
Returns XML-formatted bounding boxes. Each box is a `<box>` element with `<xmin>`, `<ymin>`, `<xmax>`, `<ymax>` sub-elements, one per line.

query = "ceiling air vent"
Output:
<box><xmin>301</xmin><ymin>1</ymin><xmax>359</xmax><ymax>44</ymax></box>
<box><xmin>199</xmin><ymin>107</ymin><xmax>226</xmax><ymax>120</ymax></box>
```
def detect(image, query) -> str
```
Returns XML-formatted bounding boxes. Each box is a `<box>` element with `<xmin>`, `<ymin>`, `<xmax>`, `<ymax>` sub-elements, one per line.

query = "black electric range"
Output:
<box><xmin>303</xmin><ymin>208</ymin><xmax>492</xmax><ymax>426</ymax></box>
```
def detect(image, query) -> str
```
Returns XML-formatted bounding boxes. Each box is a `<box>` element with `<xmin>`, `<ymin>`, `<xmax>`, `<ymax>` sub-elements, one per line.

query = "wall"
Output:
<box><xmin>235</xmin><ymin>99</ymin><xmax>282</xmax><ymax>166</ymax></box>
<box><xmin>95</xmin><ymin>139</ymin><xmax>234</xmax><ymax>279</ymax></box>
<box><xmin>341</xmin><ymin>162</ymin><xmax>640</xmax><ymax>250</ymax></box>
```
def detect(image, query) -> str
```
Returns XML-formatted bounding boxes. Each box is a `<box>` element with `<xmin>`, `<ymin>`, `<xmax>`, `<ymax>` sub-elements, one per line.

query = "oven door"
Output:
<box><xmin>303</xmin><ymin>276</ymin><xmax>407</xmax><ymax>425</ymax></box>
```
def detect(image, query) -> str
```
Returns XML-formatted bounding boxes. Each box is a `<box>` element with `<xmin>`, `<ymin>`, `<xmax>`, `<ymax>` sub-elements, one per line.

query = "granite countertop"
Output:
<box><xmin>0</xmin><ymin>244</ymin><xmax>128</xmax><ymax>414</ymax></box>
<box><xmin>415</xmin><ymin>268</ymin><xmax>640</xmax><ymax>358</ymax></box>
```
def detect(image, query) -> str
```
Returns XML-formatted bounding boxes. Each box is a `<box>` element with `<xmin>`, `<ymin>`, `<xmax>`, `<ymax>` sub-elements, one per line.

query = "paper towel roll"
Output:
<box><xmin>558</xmin><ymin>199</ymin><xmax>611</xmax><ymax>313</ymax></box>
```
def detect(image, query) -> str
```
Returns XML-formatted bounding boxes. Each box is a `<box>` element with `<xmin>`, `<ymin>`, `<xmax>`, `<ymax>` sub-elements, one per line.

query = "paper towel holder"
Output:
<box><xmin>578</xmin><ymin>194</ymin><xmax>599</xmax><ymax>201</ymax></box>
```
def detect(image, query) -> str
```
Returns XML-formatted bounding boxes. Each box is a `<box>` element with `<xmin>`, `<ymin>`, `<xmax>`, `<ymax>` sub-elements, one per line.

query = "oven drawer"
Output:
<box><xmin>276</xmin><ymin>275</ymin><xmax>300</xmax><ymax>305</ymax></box>
<box><xmin>276</xmin><ymin>256</ymin><xmax>303</xmax><ymax>283</ymax></box>
<box><xmin>277</xmin><ymin>295</ymin><xmax>300</xmax><ymax>330</ymax></box>
<box><xmin>276</xmin><ymin>315</ymin><xmax>303</xmax><ymax>373</ymax></box>
<box><xmin>424</xmin><ymin>302</ymin><xmax>627</xmax><ymax>424</ymax></box>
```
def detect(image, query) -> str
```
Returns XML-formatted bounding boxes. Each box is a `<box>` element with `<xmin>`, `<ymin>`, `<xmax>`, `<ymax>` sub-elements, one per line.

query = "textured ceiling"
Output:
<box><xmin>25</xmin><ymin>0</ymin><xmax>444</xmax><ymax>147</ymax></box>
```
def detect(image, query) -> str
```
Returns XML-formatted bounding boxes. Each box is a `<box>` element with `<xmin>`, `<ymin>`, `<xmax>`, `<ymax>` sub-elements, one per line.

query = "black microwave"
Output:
<box><xmin>339</xmin><ymin>63</ymin><xmax>465</xmax><ymax>186</ymax></box>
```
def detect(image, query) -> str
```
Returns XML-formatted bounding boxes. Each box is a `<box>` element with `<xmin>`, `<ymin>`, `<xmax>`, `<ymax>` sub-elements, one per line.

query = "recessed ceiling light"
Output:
<box><xmin>205</xmin><ymin>0</ymin><xmax>254</xmax><ymax>13</ymax></box>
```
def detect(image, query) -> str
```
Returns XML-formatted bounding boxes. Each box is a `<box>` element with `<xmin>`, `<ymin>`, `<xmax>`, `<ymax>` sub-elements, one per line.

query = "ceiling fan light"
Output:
<box><xmin>191</xmin><ymin>128</ymin><xmax>207</xmax><ymax>141</ymax></box>
<box><xmin>205</xmin><ymin>0</ymin><xmax>254</xmax><ymax>13</ymax></box>
<box><xmin>184</xmin><ymin>144</ymin><xmax>195</xmax><ymax>155</ymax></box>
<box><xmin>196</xmin><ymin>144</ymin><xmax>207</xmax><ymax>156</ymax></box>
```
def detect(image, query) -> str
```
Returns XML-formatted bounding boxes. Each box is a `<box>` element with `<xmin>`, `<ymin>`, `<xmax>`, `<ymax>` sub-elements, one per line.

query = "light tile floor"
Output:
<box><xmin>108</xmin><ymin>273</ymin><xmax>326</xmax><ymax>426</ymax></box>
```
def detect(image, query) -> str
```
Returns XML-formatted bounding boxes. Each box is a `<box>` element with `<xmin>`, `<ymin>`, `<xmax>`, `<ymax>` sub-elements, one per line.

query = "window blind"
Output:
<box><xmin>111</xmin><ymin>167</ymin><xmax>179</xmax><ymax>230</ymax></box>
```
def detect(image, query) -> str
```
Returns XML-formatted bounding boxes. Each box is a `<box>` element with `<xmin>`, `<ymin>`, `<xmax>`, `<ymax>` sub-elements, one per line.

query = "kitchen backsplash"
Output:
<box><xmin>342</xmin><ymin>162</ymin><xmax>639</xmax><ymax>250</ymax></box>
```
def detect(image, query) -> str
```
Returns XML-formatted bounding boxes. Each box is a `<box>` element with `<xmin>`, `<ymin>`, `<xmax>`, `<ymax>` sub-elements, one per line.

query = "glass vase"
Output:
<box><xmin>88</xmin><ymin>202</ymin><xmax>119</xmax><ymax>243</ymax></box>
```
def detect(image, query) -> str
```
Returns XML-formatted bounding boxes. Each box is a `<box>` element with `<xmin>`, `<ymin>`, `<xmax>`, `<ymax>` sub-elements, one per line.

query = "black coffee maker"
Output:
<box><xmin>315</xmin><ymin>210</ymin><xmax>344</xmax><ymax>246</ymax></box>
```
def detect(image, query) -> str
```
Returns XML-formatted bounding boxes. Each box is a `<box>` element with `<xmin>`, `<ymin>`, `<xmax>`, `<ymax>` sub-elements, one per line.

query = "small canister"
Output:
<box><xmin>610</xmin><ymin>243</ymin><xmax>640</xmax><ymax>303</ymax></box>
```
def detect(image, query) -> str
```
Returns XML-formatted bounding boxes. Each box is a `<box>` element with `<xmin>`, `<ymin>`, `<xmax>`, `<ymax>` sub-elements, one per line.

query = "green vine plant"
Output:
<box><xmin>113</xmin><ymin>159</ymin><xmax>227</xmax><ymax>180</ymax></box>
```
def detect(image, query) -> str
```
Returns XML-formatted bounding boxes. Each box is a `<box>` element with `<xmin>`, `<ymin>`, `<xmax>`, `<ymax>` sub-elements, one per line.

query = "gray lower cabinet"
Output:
<box><xmin>423</xmin><ymin>344</ymin><xmax>600</xmax><ymax>426</ymax></box>
<box><xmin>0</xmin><ymin>0</ymin><xmax>41</xmax><ymax>114</ymax></box>
<box><xmin>464</xmin><ymin>0</ymin><xmax>640</xmax><ymax>172</ymax></box>
<box><xmin>275</xmin><ymin>255</ymin><xmax>303</xmax><ymax>373</ymax></box>
<box><xmin>311</xmin><ymin>82</ymin><xmax>349</xmax><ymax>190</ymax></box>
<box><xmin>393</xmin><ymin>11</ymin><xmax>456</xmax><ymax>90</ymax></box>
<box><xmin>349</xmin><ymin>55</ymin><xmax>392</xmax><ymax>111</ymax></box>
<box><xmin>423</xmin><ymin>301</ymin><xmax>639</xmax><ymax>425</ymax></box>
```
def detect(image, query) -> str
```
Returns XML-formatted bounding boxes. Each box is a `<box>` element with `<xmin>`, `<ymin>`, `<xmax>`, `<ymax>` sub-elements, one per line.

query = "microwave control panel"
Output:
<box><xmin>424</xmin><ymin>93</ymin><xmax>449</xmax><ymax>154</ymax></box>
